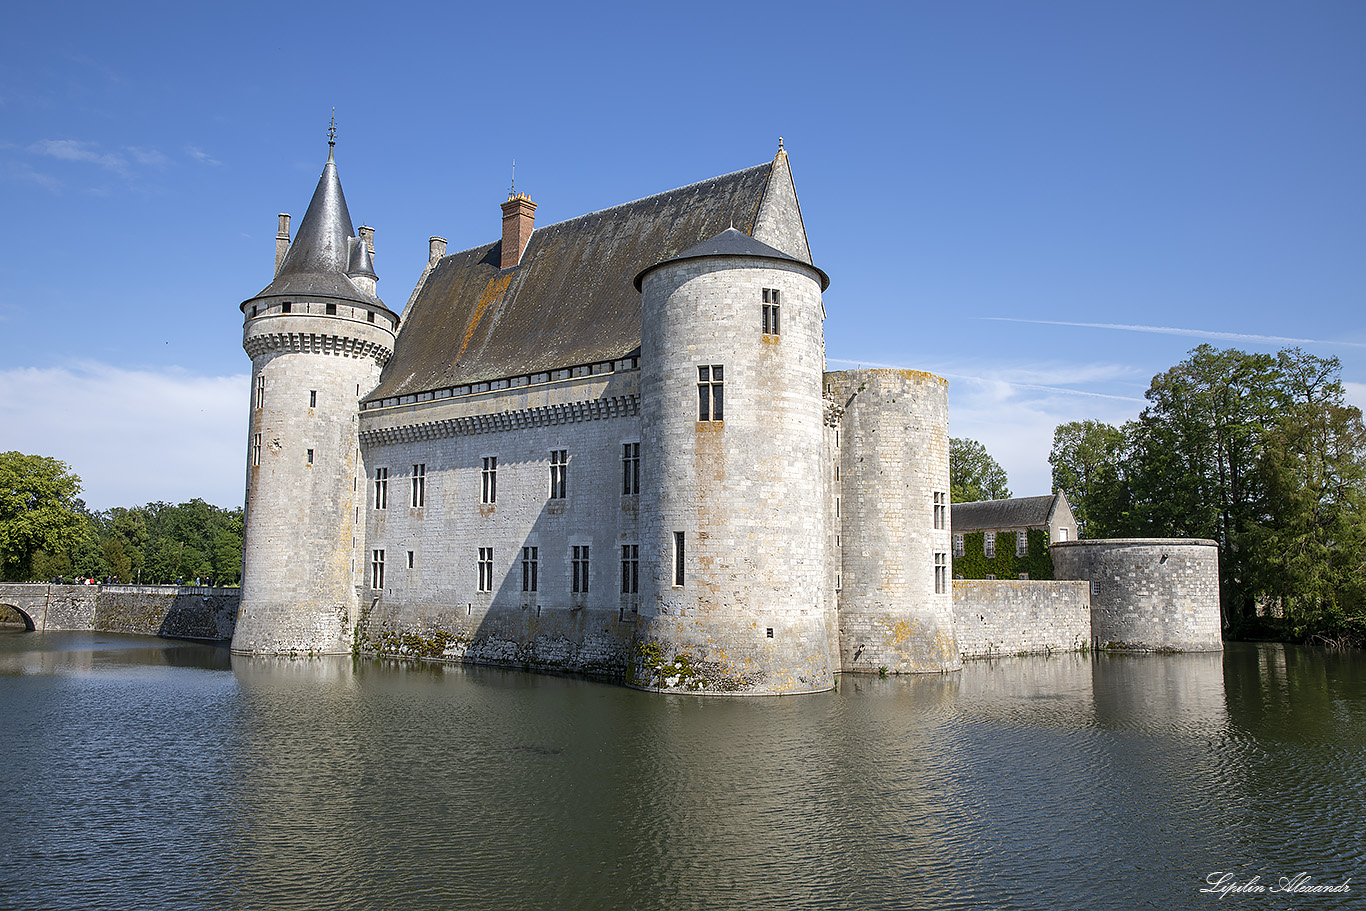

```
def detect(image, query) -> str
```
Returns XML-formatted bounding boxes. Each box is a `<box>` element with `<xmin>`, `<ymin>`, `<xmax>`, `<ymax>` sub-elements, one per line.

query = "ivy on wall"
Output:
<box><xmin>952</xmin><ymin>528</ymin><xmax>1054</xmax><ymax>580</ymax></box>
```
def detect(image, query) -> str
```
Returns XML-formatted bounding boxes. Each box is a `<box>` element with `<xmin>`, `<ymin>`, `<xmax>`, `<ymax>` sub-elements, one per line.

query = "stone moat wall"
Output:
<box><xmin>952</xmin><ymin>580</ymin><xmax>1091</xmax><ymax>659</ymax></box>
<box><xmin>0</xmin><ymin>584</ymin><xmax>238</xmax><ymax>640</ymax></box>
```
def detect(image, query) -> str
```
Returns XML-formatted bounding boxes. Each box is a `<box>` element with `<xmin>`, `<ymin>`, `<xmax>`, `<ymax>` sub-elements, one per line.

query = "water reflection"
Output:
<box><xmin>1</xmin><ymin>633</ymin><xmax>1362</xmax><ymax>910</ymax></box>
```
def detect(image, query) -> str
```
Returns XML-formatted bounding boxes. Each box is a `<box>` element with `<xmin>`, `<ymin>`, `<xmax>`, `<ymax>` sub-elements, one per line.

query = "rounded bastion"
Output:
<box><xmin>1051</xmin><ymin>539</ymin><xmax>1222</xmax><ymax>652</ymax></box>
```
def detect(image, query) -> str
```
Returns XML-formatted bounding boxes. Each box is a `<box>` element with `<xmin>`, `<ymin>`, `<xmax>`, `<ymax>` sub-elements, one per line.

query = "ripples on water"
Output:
<box><xmin>1</xmin><ymin>632</ymin><xmax>1362</xmax><ymax>910</ymax></box>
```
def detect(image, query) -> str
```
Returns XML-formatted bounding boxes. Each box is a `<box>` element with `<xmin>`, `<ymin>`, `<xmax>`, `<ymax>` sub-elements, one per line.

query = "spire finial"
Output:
<box><xmin>509</xmin><ymin>159</ymin><xmax>516</xmax><ymax>199</ymax></box>
<box><xmin>327</xmin><ymin>108</ymin><xmax>337</xmax><ymax>159</ymax></box>
<box><xmin>778</xmin><ymin>136</ymin><xmax>784</xmax><ymax>153</ymax></box>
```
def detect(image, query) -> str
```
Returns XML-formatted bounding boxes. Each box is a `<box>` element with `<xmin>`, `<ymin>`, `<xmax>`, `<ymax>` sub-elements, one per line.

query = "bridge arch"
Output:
<box><xmin>0</xmin><ymin>602</ymin><xmax>36</xmax><ymax>632</ymax></box>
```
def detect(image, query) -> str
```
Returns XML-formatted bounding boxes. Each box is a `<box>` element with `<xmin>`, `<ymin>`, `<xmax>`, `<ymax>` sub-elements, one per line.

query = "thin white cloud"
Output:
<box><xmin>825</xmin><ymin>357</ymin><xmax>1147</xmax><ymax>403</ymax></box>
<box><xmin>185</xmin><ymin>145</ymin><xmax>221</xmax><ymax>166</ymax></box>
<box><xmin>29</xmin><ymin>139</ymin><xmax>131</xmax><ymax>175</ymax></box>
<box><xmin>1</xmin><ymin>160</ymin><xmax>63</xmax><ymax>192</ymax></box>
<box><xmin>979</xmin><ymin>317</ymin><xmax>1366</xmax><ymax>350</ymax></box>
<box><xmin>124</xmin><ymin>146</ymin><xmax>168</xmax><ymax>167</ymax></box>
<box><xmin>0</xmin><ymin>363</ymin><xmax>247</xmax><ymax>510</ymax></box>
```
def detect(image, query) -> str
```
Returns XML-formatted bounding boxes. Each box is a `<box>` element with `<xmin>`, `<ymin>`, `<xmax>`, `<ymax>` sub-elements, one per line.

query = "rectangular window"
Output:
<box><xmin>407</xmin><ymin>551</ymin><xmax>415</xmax><ymax>569</ymax></box>
<box><xmin>673</xmin><ymin>532</ymin><xmax>685</xmax><ymax>587</ymax></box>
<box><xmin>1058</xmin><ymin>527</ymin><xmax>1069</xmax><ymax>542</ymax></box>
<box><xmin>251</xmin><ymin>433</ymin><xmax>261</xmax><ymax>467</ymax></box>
<box><xmin>482</xmin><ymin>457</ymin><xmax>497</xmax><ymax>504</ymax></box>
<box><xmin>934</xmin><ymin>552</ymin><xmax>948</xmax><ymax>594</ymax></box>
<box><xmin>325</xmin><ymin>303</ymin><xmax>337</xmax><ymax>315</ymax></box>
<box><xmin>933</xmin><ymin>491</ymin><xmax>946</xmax><ymax>529</ymax></box>
<box><xmin>984</xmin><ymin>532</ymin><xmax>996</xmax><ymax>559</ymax></box>
<box><xmin>411</xmin><ymin>464</ymin><xmax>425</xmax><ymax>508</ymax></box>
<box><xmin>1017</xmin><ymin>530</ymin><xmax>1029</xmax><ymax>557</ymax></box>
<box><xmin>572</xmin><ymin>545</ymin><xmax>590</xmax><ymax>594</ymax></box>
<box><xmin>309</xmin><ymin>390</ymin><xmax>317</xmax><ymax>408</ymax></box>
<box><xmin>367</xmin><ymin>311</ymin><xmax>376</xmax><ymax>323</ymax></box>
<box><xmin>522</xmin><ymin>546</ymin><xmax>538</xmax><ymax>593</ymax></box>
<box><xmin>697</xmin><ymin>365</ymin><xmax>724</xmax><ymax>421</ymax></box>
<box><xmin>953</xmin><ymin>534</ymin><xmax>964</xmax><ymax>558</ymax></box>
<box><xmin>371</xmin><ymin>549</ymin><xmax>385</xmax><ymax>588</ymax></box>
<box><xmin>306</xmin><ymin>448</ymin><xmax>314</xmax><ymax>465</ymax></box>
<box><xmin>549</xmin><ymin>450</ymin><xmax>567</xmax><ymax>499</ymax></box>
<box><xmin>762</xmin><ymin>288</ymin><xmax>781</xmax><ymax>336</ymax></box>
<box><xmin>478</xmin><ymin>547</ymin><xmax>494</xmax><ymax>593</ymax></box>
<box><xmin>622</xmin><ymin>443</ymin><xmax>640</xmax><ymax>495</ymax></box>
<box><xmin>621</xmin><ymin>544</ymin><xmax>638</xmax><ymax>594</ymax></box>
<box><xmin>281</xmin><ymin>302</ymin><xmax>292</xmax><ymax>314</ymax></box>
<box><xmin>254</xmin><ymin>376</ymin><xmax>264</xmax><ymax>409</ymax></box>
<box><xmin>374</xmin><ymin>467</ymin><xmax>388</xmax><ymax>509</ymax></box>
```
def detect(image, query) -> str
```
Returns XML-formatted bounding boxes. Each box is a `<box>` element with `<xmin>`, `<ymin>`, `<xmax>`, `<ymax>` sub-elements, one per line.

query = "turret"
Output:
<box><xmin>633</xmin><ymin>229</ymin><xmax>836</xmax><ymax>694</ymax></box>
<box><xmin>234</xmin><ymin>136</ymin><xmax>399</xmax><ymax>656</ymax></box>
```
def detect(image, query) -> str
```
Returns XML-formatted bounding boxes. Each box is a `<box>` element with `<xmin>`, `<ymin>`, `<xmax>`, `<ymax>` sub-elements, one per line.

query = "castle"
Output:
<box><xmin>232</xmin><ymin>138</ymin><xmax>1222</xmax><ymax>694</ymax></box>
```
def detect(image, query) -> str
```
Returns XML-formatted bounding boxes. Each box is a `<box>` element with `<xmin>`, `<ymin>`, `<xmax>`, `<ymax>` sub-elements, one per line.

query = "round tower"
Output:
<box><xmin>633</xmin><ymin>229</ymin><xmax>835</xmax><ymax>695</ymax></box>
<box><xmin>825</xmin><ymin>369</ymin><xmax>960</xmax><ymax>674</ymax></box>
<box><xmin>233</xmin><ymin>142</ymin><xmax>398</xmax><ymax>656</ymax></box>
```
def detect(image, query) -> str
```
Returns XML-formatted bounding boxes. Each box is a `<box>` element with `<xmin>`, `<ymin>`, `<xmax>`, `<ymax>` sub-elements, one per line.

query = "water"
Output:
<box><xmin>1</xmin><ymin>631</ymin><xmax>1361</xmax><ymax>910</ymax></box>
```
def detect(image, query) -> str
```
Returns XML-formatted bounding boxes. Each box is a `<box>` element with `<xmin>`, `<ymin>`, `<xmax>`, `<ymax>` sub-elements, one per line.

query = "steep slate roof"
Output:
<box><xmin>952</xmin><ymin>495</ymin><xmax>1060</xmax><ymax>532</ymax></box>
<box><xmin>634</xmin><ymin>227</ymin><xmax>829</xmax><ymax>291</ymax></box>
<box><xmin>248</xmin><ymin>148</ymin><xmax>389</xmax><ymax>310</ymax></box>
<box><xmin>368</xmin><ymin>160</ymin><xmax>792</xmax><ymax>401</ymax></box>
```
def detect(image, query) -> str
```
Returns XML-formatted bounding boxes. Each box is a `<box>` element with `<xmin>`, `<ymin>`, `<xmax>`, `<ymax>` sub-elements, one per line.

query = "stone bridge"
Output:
<box><xmin>0</xmin><ymin>583</ymin><xmax>238</xmax><ymax>640</ymax></box>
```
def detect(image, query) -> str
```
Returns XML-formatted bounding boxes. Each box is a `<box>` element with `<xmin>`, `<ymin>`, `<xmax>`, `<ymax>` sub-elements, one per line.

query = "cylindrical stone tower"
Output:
<box><xmin>826</xmin><ymin>369</ymin><xmax>960</xmax><ymax>674</ymax></box>
<box><xmin>233</xmin><ymin>145</ymin><xmax>398</xmax><ymax>656</ymax></box>
<box><xmin>634</xmin><ymin>229</ymin><xmax>834</xmax><ymax>695</ymax></box>
<box><xmin>1052</xmin><ymin>538</ymin><xmax>1223</xmax><ymax>652</ymax></box>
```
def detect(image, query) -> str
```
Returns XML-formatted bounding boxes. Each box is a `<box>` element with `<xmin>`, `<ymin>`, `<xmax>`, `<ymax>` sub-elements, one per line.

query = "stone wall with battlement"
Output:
<box><xmin>952</xmin><ymin>579</ymin><xmax>1091</xmax><ymax>659</ymax></box>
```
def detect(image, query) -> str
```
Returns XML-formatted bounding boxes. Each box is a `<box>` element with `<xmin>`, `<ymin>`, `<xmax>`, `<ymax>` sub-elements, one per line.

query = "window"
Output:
<box><xmin>621</xmin><ymin>544</ymin><xmax>638</xmax><ymax>594</ymax></box>
<box><xmin>281</xmin><ymin>302</ymin><xmax>292</xmax><ymax>314</ymax></box>
<box><xmin>306</xmin><ymin>448</ymin><xmax>314</xmax><ymax>465</ymax></box>
<box><xmin>953</xmin><ymin>534</ymin><xmax>964</xmax><ymax>558</ymax></box>
<box><xmin>622</xmin><ymin>443</ymin><xmax>640</xmax><ymax>495</ymax></box>
<box><xmin>1058</xmin><ymin>527</ymin><xmax>1069</xmax><ymax>542</ymax></box>
<box><xmin>673</xmin><ymin>532</ymin><xmax>685</xmax><ymax>587</ymax></box>
<box><xmin>697</xmin><ymin>365</ymin><xmax>724</xmax><ymax>421</ymax></box>
<box><xmin>482</xmin><ymin>457</ymin><xmax>497</xmax><ymax>504</ymax></box>
<box><xmin>933</xmin><ymin>491</ymin><xmax>946</xmax><ymax>529</ymax></box>
<box><xmin>478</xmin><ymin>547</ymin><xmax>494</xmax><ymax>592</ymax></box>
<box><xmin>374</xmin><ymin>467</ymin><xmax>388</xmax><ymax>509</ymax></box>
<box><xmin>251</xmin><ymin>433</ymin><xmax>261</xmax><ymax>467</ymax></box>
<box><xmin>371</xmin><ymin>549</ymin><xmax>385</xmax><ymax>588</ymax></box>
<box><xmin>254</xmin><ymin>376</ymin><xmax>264</xmax><ymax>409</ymax></box>
<box><xmin>986</xmin><ymin>574</ymin><xmax>996</xmax><ymax>581</ymax></box>
<box><xmin>309</xmin><ymin>390</ymin><xmax>317</xmax><ymax>408</ymax></box>
<box><xmin>984</xmin><ymin>532</ymin><xmax>995</xmax><ymax>559</ymax></box>
<box><xmin>1017</xmin><ymin>531</ymin><xmax>1028</xmax><ymax>557</ymax></box>
<box><xmin>367</xmin><ymin>310</ymin><xmax>376</xmax><ymax>323</ymax></box>
<box><xmin>572</xmin><ymin>545</ymin><xmax>590</xmax><ymax>593</ymax></box>
<box><xmin>549</xmin><ymin>450</ymin><xmax>567</xmax><ymax>499</ymax></box>
<box><xmin>325</xmin><ymin>303</ymin><xmax>337</xmax><ymax>315</ymax></box>
<box><xmin>762</xmin><ymin>288</ymin><xmax>781</xmax><ymax>336</ymax></box>
<box><xmin>407</xmin><ymin>551</ymin><xmax>415</xmax><ymax>569</ymax></box>
<box><xmin>411</xmin><ymin>464</ymin><xmax>425</xmax><ymax>508</ymax></box>
<box><xmin>935</xmin><ymin>553</ymin><xmax>948</xmax><ymax>594</ymax></box>
<box><xmin>522</xmin><ymin>547</ymin><xmax>538</xmax><ymax>592</ymax></box>
<box><xmin>1019</xmin><ymin>573</ymin><xmax>1029</xmax><ymax>580</ymax></box>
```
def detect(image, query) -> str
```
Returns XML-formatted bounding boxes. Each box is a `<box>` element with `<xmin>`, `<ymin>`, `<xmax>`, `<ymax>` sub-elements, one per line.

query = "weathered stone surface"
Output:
<box><xmin>952</xmin><ymin>580</ymin><xmax>1090</xmax><ymax>659</ymax></box>
<box><xmin>0</xmin><ymin>584</ymin><xmax>237</xmax><ymax>639</ymax></box>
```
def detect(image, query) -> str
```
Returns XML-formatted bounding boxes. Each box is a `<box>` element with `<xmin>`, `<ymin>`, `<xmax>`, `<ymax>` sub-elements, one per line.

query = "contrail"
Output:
<box><xmin>977</xmin><ymin>318</ymin><xmax>1366</xmax><ymax>349</ymax></box>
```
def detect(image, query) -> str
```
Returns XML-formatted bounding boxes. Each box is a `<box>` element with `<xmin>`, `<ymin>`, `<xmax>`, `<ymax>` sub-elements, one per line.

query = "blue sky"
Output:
<box><xmin>2</xmin><ymin>1</ymin><xmax>1363</xmax><ymax>510</ymax></box>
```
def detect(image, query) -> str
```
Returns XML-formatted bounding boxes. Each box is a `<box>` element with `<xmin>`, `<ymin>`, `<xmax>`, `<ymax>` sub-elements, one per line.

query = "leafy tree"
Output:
<box><xmin>1049</xmin><ymin>420</ymin><xmax>1129</xmax><ymax>537</ymax></box>
<box><xmin>0</xmin><ymin>452</ymin><xmax>89</xmax><ymax>581</ymax></box>
<box><xmin>949</xmin><ymin>438</ymin><xmax>1011</xmax><ymax>504</ymax></box>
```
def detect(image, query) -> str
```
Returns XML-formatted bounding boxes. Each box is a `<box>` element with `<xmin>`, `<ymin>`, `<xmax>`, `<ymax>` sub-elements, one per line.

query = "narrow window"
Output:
<box><xmin>522</xmin><ymin>546</ymin><xmax>539</xmax><ymax>592</ymax></box>
<box><xmin>572</xmin><ymin>545</ymin><xmax>590</xmax><ymax>593</ymax></box>
<box><xmin>482</xmin><ymin>457</ymin><xmax>497</xmax><ymax>504</ymax></box>
<box><xmin>411</xmin><ymin>464</ymin><xmax>425</xmax><ymax>508</ymax></box>
<box><xmin>325</xmin><ymin>303</ymin><xmax>337</xmax><ymax>315</ymax></box>
<box><xmin>766</xmin><ymin>627</ymin><xmax>774</xmax><ymax>638</ymax></box>
<box><xmin>622</xmin><ymin>442</ymin><xmax>640</xmax><ymax>495</ymax></box>
<box><xmin>478</xmin><ymin>547</ymin><xmax>494</xmax><ymax>592</ymax></box>
<box><xmin>762</xmin><ymin>288</ymin><xmax>781</xmax><ymax>336</ymax></box>
<box><xmin>836</xmin><ymin>497</ymin><xmax>840</xmax><ymax>518</ymax></box>
<box><xmin>697</xmin><ymin>365</ymin><xmax>724</xmax><ymax>421</ymax></box>
<box><xmin>372</xmin><ymin>549</ymin><xmax>385</xmax><ymax>588</ymax></box>
<box><xmin>673</xmin><ymin>532</ymin><xmax>685</xmax><ymax>587</ymax></box>
<box><xmin>374</xmin><ymin>467</ymin><xmax>389</xmax><ymax>509</ymax></box>
<box><xmin>934</xmin><ymin>552</ymin><xmax>948</xmax><ymax>594</ymax></box>
<box><xmin>407</xmin><ymin>551</ymin><xmax>415</xmax><ymax>569</ymax></box>
<box><xmin>367</xmin><ymin>310</ymin><xmax>376</xmax><ymax>323</ymax></box>
<box><xmin>281</xmin><ymin>302</ymin><xmax>292</xmax><ymax>314</ymax></box>
<box><xmin>1016</xmin><ymin>530</ymin><xmax>1028</xmax><ymax>557</ymax></box>
<box><xmin>251</xmin><ymin>433</ymin><xmax>261</xmax><ymax>467</ymax></box>
<box><xmin>251</xmin><ymin>305</ymin><xmax>258</xmax><ymax>318</ymax></box>
<box><xmin>953</xmin><ymin>533</ymin><xmax>964</xmax><ymax>558</ymax></box>
<box><xmin>306</xmin><ymin>448</ymin><xmax>314</xmax><ymax>465</ymax></box>
<box><xmin>254</xmin><ymin>376</ymin><xmax>265</xmax><ymax>409</ymax></box>
<box><xmin>621</xmin><ymin>544</ymin><xmax>638</xmax><ymax>594</ymax></box>
<box><xmin>933</xmin><ymin>492</ymin><xmax>946</xmax><ymax>529</ymax></box>
<box><xmin>984</xmin><ymin>532</ymin><xmax>996</xmax><ymax>559</ymax></box>
<box><xmin>549</xmin><ymin>450</ymin><xmax>567</xmax><ymax>499</ymax></box>
<box><xmin>309</xmin><ymin>390</ymin><xmax>317</xmax><ymax>408</ymax></box>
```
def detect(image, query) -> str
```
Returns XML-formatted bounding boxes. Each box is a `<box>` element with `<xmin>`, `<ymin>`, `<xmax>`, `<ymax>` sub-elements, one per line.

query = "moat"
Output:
<box><xmin>1</xmin><ymin>632</ymin><xmax>1361</xmax><ymax>910</ymax></box>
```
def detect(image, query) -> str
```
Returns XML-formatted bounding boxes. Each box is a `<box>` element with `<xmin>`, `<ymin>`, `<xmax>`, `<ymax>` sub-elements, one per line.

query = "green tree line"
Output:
<box><xmin>1049</xmin><ymin>345</ymin><xmax>1366</xmax><ymax>641</ymax></box>
<box><xmin>1</xmin><ymin>451</ymin><xmax>242</xmax><ymax>585</ymax></box>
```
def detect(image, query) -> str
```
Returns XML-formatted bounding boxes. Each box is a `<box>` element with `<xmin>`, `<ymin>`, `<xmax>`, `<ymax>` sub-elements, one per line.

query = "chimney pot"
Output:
<box><xmin>429</xmin><ymin>236</ymin><xmax>447</xmax><ymax>265</ymax></box>
<box><xmin>358</xmin><ymin>225</ymin><xmax>375</xmax><ymax>255</ymax></box>
<box><xmin>500</xmin><ymin>194</ymin><xmax>537</xmax><ymax>269</ymax></box>
<box><xmin>275</xmin><ymin>213</ymin><xmax>291</xmax><ymax>275</ymax></box>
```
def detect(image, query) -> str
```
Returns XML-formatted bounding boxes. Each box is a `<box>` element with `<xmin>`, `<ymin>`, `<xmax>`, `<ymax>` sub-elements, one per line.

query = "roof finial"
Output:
<box><xmin>327</xmin><ymin>108</ymin><xmax>337</xmax><ymax>161</ymax></box>
<box><xmin>509</xmin><ymin>159</ymin><xmax>516</xmax><ymax>198</ymax></box>
<box><xmin>778</xmin><ymin>136</ymin><xmax>784</xmax><ymax>153</ymax></box>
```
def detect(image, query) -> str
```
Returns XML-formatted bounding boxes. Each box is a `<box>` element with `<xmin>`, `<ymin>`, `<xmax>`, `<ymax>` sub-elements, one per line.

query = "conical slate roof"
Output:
<box><xmin>248</xmin><ymin>147</ymin><xmax>387</xmax><ymax>309</ymax></box>
<box><xmin>634</xmin><ymin>226</ymin><xmax>829</xmax><ymax>290</ymax></box>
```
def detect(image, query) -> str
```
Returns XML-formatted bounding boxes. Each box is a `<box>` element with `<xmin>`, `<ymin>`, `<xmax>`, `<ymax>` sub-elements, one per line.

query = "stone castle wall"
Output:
<box><xmin>1052</xmin><ymin>539</ymin><xmax>1222</xmax><ymax>651</ymax></box>
<box><xmin>827</xmin><ymin>369</ymin><xmax>958</xmax><ymax>674</ymax></box>
<box><xmin>0</xmin><ymin>584</ymin><xmax>237</xmax><ymax>639</ymax></box>
<box><xmin>952</xmin><ymin>580</ymin><xmax>1090</xmax><ymax>659</ymax></box>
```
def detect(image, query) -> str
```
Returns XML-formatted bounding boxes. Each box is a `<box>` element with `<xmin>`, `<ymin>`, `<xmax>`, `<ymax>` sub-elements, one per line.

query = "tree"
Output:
<box><xmin>1049</xmin><ymin>420</ymin><xmax>1129</xmax><ymax>537</ymax></box>
<box><xmin>0</xmin><ymin>452</ymin><xmax>89</xmax><ymax>581</ymax></box>
<box><xmin>949</xmin><ymin>438</ymin><xmax>1011</xmax><ymax>503</ymax></box>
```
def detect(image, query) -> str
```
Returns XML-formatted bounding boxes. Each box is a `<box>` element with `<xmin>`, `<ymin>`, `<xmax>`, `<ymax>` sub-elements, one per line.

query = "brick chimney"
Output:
<box><xmin>500</xmin><ymin>193</ymin><xmax>536</xmax><ymax>269</ymax></box>
<box><xmin>275</xmin><ymin>214</ymin><xmax>291</xmax><ymax>275</ymax></box>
